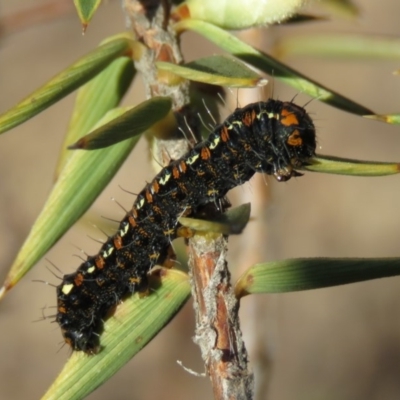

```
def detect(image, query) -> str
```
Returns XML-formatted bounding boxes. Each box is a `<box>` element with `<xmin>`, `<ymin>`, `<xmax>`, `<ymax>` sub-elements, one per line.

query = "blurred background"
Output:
<box><xmin>1</xmin><ymin>1</ymin><xmax>400</xmax><ymax>399</ymax></box>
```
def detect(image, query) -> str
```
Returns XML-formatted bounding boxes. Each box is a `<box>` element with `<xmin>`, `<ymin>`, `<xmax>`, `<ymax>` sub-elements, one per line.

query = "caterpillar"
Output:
<box><xmin>56</xmin><ymin>99</ymin><xmax>317</xmax><ymax>354</ymax></box>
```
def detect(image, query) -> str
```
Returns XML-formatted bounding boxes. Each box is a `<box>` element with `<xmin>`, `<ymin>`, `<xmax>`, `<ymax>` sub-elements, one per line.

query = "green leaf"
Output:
<box><xmin>0</xmin><ymin>32</ymin><xmax>135</xmax><ymax>135</ymax></box>
<box><xmin>275</xmin><ymin>34</ymin><xmax>400</xmax><ymax>60</ymax></box>
<box><xmin>69</xmin><ymin>97</ymin><xmax>172</xmax><ymax>150</ymax></box>
<box><xmin>318</xmin><ymin>0</ymin><xmax>360</xmax><ymax>19</ymax></box>
<box><xmin>73</xmin><ymin>0</ymin><xmax>102</xmax><ymax>31</ymax></box>
<box><xmin>41</xmin><ymin>268</ymin><xmax>191</xmax><ymax>400</ymax></box>
<box><xmin>157</xmin><ymin>55</ymin><xmax>267</xmax><ymax>87</ymax></box>
<box><xmin>235</xmin><ymin>258</ymin><xmax>400</xmax><ymax>297</ymax></box>
<box><xmin>2</xmin><ymin>110</ymin><xmax>140</xmax><ymax>293</ymax></box>
<box><xmin>178</xmin><ymin>203</ymin><xmax>251</xmax><ymax>235</ymax></box>
<box><xmin>56</xmin><ymin>57</ymin><xmax>135</xmax><ymax>175</ymax></box>
<box><xmin>365</xmin><ymin>113</ymin><xmax>400</xmax><ymax>124</ymax></box>
<box><xmin>175</xmin><ymin>20</ymin><xmax>373</xmax><ymax>116</ymax></box>
<box><xmin>303</xmin><ymin>155</ymin><xmax>400</xmax><ymax>176</ymax></box>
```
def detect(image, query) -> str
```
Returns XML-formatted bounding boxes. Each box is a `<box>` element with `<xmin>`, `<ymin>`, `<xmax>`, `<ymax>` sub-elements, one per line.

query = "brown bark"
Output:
<box><xmin>189</xmin><ymin>233</ymin><xmax>254</xmax><ymax>400</ymax></box>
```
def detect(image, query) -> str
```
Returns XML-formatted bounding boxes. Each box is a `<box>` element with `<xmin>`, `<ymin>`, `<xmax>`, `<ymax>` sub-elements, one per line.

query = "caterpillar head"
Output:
<box><xmin>256</xmin><ymin>100</ymin><xmax>316</xmax><ymax>181</ymax></box>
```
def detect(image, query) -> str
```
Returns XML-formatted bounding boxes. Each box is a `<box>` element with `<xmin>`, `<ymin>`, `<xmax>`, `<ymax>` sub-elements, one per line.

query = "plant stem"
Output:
<box><xmin>124</xmin><ymin>0</ymin><xmax>193</xmax><ymax>165</ymax></box>
<box><xmin>189</xmin><ymin>234</ymin><xmax>254</xmax><ymax>400</ymax></box>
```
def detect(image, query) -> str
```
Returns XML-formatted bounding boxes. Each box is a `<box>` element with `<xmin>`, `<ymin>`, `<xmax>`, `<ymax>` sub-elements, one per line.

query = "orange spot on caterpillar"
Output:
<box><xmin>242</xmin><ymin>110</ymin><xmax>256</xmax><ymax>126</ymax></box>
<box><xmin>180</xmin><ymin>160</ymin><xmax>187</xmax><ymax>173</ymax></box>
<box><xmin>74</xmin><ymin>273</ymin><xmax>84</xmax><ymax>287</ymax></box>
<box><xmin>95</xmin><ymin>256</ymin><xmax>105</xmax><ymax>269</ymax></box>
<box><xmin>129</xmin><ymin>215</ymin><xmax>137</xmax><ymax>227</ymax></box>
<box><xmin>152</xmin><ymin>180</ymin><xmax>160</xmax><ymax>194</ymax></box>
<box><xmin>145</xmin><ymin>189</ymin><xmax>153</xmax><ymax>203</ymax></box>
<box><xmin>287</xmin><ymin>129</ymin><xmax>303</xmax><ymax>146</ymax></box>
<box><xmin>172</xmin><ymin>166</ymin><xmax>180</xmax><ymax>179</ymax></box>
<box><xmin>220</xmin><ymin>126</ymin><xmax>230</xmax><ymax>142</ymax></box>
<box><xmin>114</xmin><ymin>235</ymin><xmax>123</xmax><ymax>250</ymax></box>
<box><xmin>280</xmin><ymin>107</ymin><xmax>299</xmax><ymax>126</ymax></box>
<box><xmin>201</xmin><ymin>146</ymin><xmax>211</xmax><ymax>160</ymax></box>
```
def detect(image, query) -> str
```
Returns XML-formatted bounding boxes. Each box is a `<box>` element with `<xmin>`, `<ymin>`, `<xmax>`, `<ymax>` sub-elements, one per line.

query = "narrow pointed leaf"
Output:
<box><xmin>2</xmin><ymin>109</ymin><xmax>140</xmax><ymax>292</ymax></box>
<box><xmin>365</xmin><ymin>113</ymin><xmax>400</xmax><ymax>125</ymax></box>
<box><xmin>275</xmin><ymin>34</ymin><xmax>400</xmax><ymax>60</ymax></box>
<box><xmin>175</xmin><ymin>20</ymin><xmax>373</xmax><ymax>116</ymax></box>
<box><xmin>41</xmin><ymin>268</ymin><xmax>191</xmax><ymax>400</ymax></box>
<box><xmin>73</xmin><ymin>0</ymin><xmax>102</xmax><ymax>31</ymax></box>
<box><xmin>69</xmin><ymin>97</ymin><xmax>172</xmax><ymax>150</ymax></box>
<box><xmin>178</xmin><ymin>203</ymin><xmax>251</xmax><ymax>235</ymax></box>
<box><xmin>56</xmin><ymin>57</ymin><xmax>135</xmax><ymax>175</ymax></box>
<box><xmin>318</xmin><ymin>0</ymin><xmax>360</xmax><ymax>19</ymax></box>
<box><xmin>303</xmin><ymin>155</ymin><xmax>400</xmax><ymax>176</ymax></box>
<box><xmin>157</xmin><ymin>56</ymin><xmax>267</xmax><ymax>87</ymax></box>
<box><xmin>235</xmin><ymin>258</ymin><xmax>400</xmax><ymax>298</ymax></box>
<box><xmin>0</xmin><ymin>33</ymin><xmax>135</xmax><ymax>135</ymax></box>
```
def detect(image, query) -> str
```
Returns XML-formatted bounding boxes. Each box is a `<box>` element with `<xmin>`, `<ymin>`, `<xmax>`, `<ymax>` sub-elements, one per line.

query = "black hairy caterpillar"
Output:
<box><xmin>56</xmin><ymin>99</ymin><xmax>316</xmax><ymax>354</ymax></box>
